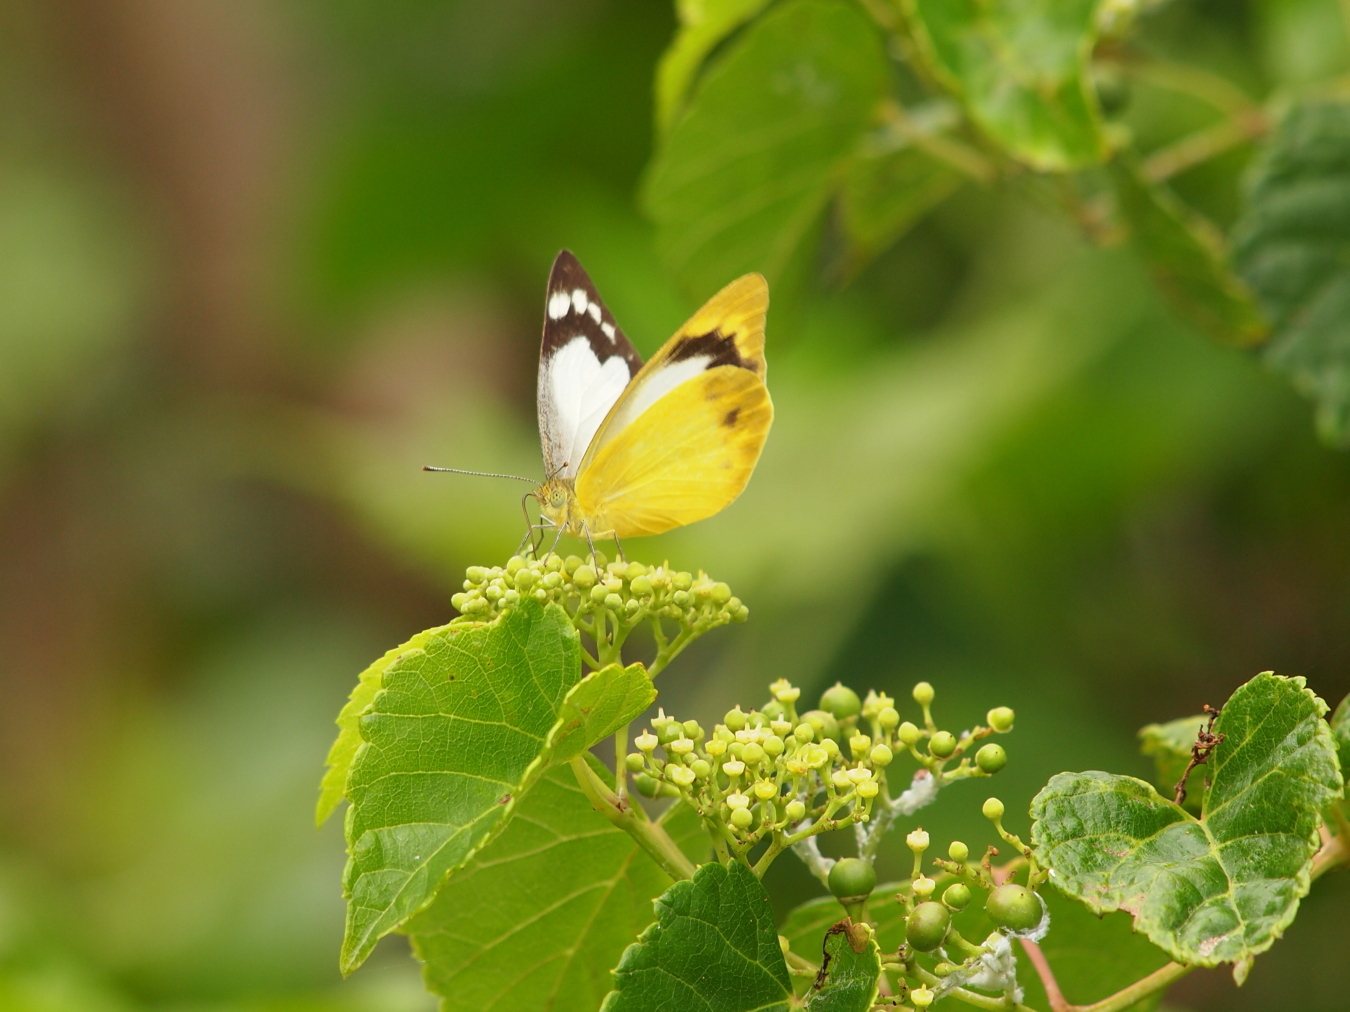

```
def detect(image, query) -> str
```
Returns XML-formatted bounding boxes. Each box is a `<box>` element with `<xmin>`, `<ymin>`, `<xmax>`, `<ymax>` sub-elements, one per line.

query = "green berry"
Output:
<box><xmin>982</xmin><ymin>797</ymin><xmax>1005</xmax><ymax>821</ymax></box>
<box><xmin>634</xmin><ymin>773</ymin><xmax>671</xmax><ymax>798</ymax></box>
<box><xmin>912</xmin><ymin>681</ymin><xmax>935</xmax><ymax>707</ymax></box>
<box><xmin>625</xmin><ymin>561</ymin><xmax>647</xmax><ymax>582</ymax></box>
<box><xmin>793</xmin><ymin>723</ymin><xmax>815</xmax><ymax>743</ymax></box>
<box><xmin>905</xmin><ymin>901</ymin><xmax>951</xmax><ymax>952</ymax></box>
<box><xmin>573</xmin><ymin>564</ymin><xmax>597</xmax><ymax>589</ymax></box>
<box><xmin>827</xmin><ymin>858</ymin><xmax>876</xmax><ymax>900</ymax></box>
<box><xmin>869</xmin><ymin>744</ymin><xmax>893</xmax><ymax>767</ymax></box>
<box><xmin>929</xmin><ymin>731</ymin><xmax>956</xmax><ymax>758</ymax></box>
<box><xmin>604</xmin><ymin>592</ymin><xmax>623</xmax><ymax>610</ymax></box>
<box><xmin>819</xmin><ymin>682</ymin><xmax>862</xmax><ymax>720</ymax></box>
<box><xmin>710</xmin><ymin>582</ymin><xmax>732</xmax><ymax>605</ymax></box>
<box><xmin>563</xmin><ymin>555</ymin><xmax>583</xmax><ymax>575</ymax></box>
<box><xmin>658</xmin><ymin>722</ymin><xmax>685</xmax><ymax>745</ymax></box>
<box><xmin>800</xmin><ymin>709</ymin><xmax>840</xmax><ymax>743</ymax></box>
<box><xmin>624</xmin><ymin>753</ymin><xmax>646</xmax><ymax>772</ymax></box>
<box><xmin>724</xmin><ymin>706</ymin><xmax>748</xmax><ymax>732</ymax></box>
<box><xmin>948</xmin><ymin>840</ymin><xmax>969</xmax><ymax>863</ymax></box>
<box><xmin>785</xmin><ymin>799</ymin><xmax>806</xmax><ymax>821</ymax></box>
<box><xmin>976</xmin><ymin>743</ymin><xmax>1008</xmax><ymax>774</ymax></box>
<box><xmin>729</xmin><ymin>806</ymin><xmax>754</xmax><ymax>830</ymax></box>
<box><xmin>513</xmin><ymin>569</ymin><xmax>536</xmax><ymax>592</ymax></box>
<box><xmin>896</xmin><ymin>721</ymin><xmax>921</xmax><ymax>746</ymax></box>
<box><xmin>759</xmin><ymin>700</ymin><xmax>786</xmax><ymax>722</ymax></box>
<box><xmin>741</xmin><ymin>742</ymin><xmax>765</xmax><ymax>764</ymax></box>
<box><xmin>942</xmin><ymin>882</ymin><xmax>972</xmax><ymax>911</ymax></box>
<box><xmin>630</xmin><ymin>575</ymin><xmax>652</xmax><ymax>596</ymax></box>
<box><xmin>985</xmin><ymin>884</ymin><xmax>1042</xmax><ymax>932</ymax></box>
<box><xmin>987</xmin><ymin>706</ymin><xmax>1015</xmax><ymax>732</ymax></box>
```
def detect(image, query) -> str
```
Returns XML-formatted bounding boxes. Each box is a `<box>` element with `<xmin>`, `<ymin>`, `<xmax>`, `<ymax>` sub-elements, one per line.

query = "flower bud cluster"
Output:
<box><xmin>450</xmin><ymin>553</ymin><xmax>748</xmax><ymax>630</ymax></box>
<box><xmin>626</xmin><ymin>677</ymin><xmax>898</xmax><ymax>854</ymax></box>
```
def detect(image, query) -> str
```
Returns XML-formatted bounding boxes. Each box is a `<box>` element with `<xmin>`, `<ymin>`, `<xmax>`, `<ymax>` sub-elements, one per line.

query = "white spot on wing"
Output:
<box><xmin>601</xmin><ymin>322</ymin><xmax>616</xmax><ymax>341</ymax></box>
<box><xmin>587</xmin><ymin>302</ymin><xmax>602</xmax><ymax>323</ymax></box>
<box><xmin>548</xmin><ymin>291</ymin><xmax>572</xmax><ymax>320</ymax></box>
<box><xmin>571</xmin><ymin>289</ymin><xmax>588</xmax><ymax>314</ymax></box>
<box><xmin>538</xmin><ymin>336</ymin><xmax>631</xmax><ymax>479</ymax></box>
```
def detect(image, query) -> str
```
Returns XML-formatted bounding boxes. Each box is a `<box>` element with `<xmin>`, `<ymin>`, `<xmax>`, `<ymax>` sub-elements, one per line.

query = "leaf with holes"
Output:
<box><xmin>643</xmin><ymin>0</ymin><xmax>887</xmax><ymax>296</ymax></box>
<box><xmin>316</xmin><ymin>623</ymin><xmax>454</xmax><ymax>827</ymax></box>
<box><xmin>407</xmin><ymin>757</ymin><xmax>707</xmax><ymax>1012</ymax></box>
<box><xmin>1114</xmin><ymin>163</ymin><xmax>1267</xmax><ymax>348</ymax></box>
<box><xmin>1031</xmin><ymin>673</ymin><xmax>1342</xmax><ymax>983</ymax></box>
<box><xmin>1233</xmin><ymin>101</ymin><xmax>1350</xmax><ymax>446</ymax></box>
<box><xmin>341</xmin><ymin>600</ymin><xmax>583</xmax><ymax>973</ymax></box>
<box><xmin>902</xmin><ymin>0</ymin><xmax>1106</xmax><ymax>170</ymax></box>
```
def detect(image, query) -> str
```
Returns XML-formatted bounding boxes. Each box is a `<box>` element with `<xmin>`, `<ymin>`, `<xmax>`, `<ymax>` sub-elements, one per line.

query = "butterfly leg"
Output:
<box><xmin>611</xmin><ymin>531</ymin><xmax>627</xmax><ymax>564</ymax></box>
<box><xmin>582</xmin><ymin>523</ymin><xmax>602</xmax><ymax>569</ymax></box>
<box><xmin>546</xmin><ymin>524</ymin><xmax>566</xmax><ymax>557</ymax></box>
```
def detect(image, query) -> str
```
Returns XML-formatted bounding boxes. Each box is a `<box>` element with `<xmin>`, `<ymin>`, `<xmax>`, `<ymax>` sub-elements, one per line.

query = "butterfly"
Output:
<box><xmin>429</xmin><ymin>251</ymin><xmax>773</xmax><ymax>556</ymax></box>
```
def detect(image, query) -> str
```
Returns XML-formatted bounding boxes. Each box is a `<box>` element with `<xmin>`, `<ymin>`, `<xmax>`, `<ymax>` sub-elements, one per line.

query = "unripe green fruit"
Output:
<box><xmin>820</xmin><ymin>682</ymin><xmax>862</xmax><ymax>720</ymax></box>
<box><xmin>729</xmin><ymin>806</ymin><xmax>754</xmax><ymax>829</ymax></box>
<box><xmin>625</xmin><ymin>753</ymin><xmax>646</xmax><ymax>772</ymax></box>
<box><xmin>827</xmin><ymin>858</ymin><xmax>876</xmax><ymax>900</ymax></box>
<box><xmin>590</xmin><ymin>585</ymin><xmax>608</xmax><ymax>603</ymax></box>
<box><xmin>785</xmin><ymin>799</ymin><xmax>806</xmax><ymax>821</ymax></box>
<box><xmin>905</xmin><ymin>901</ymin><xmax>951</xmax><ymax>952</ymax></box>
<box><xmin>742</xmin><ymin>742</ymin><xmax>765</xmax><ymax>764</ymax></box>
<box><xmin>658</xmin><ymin>722</ymin><xmax>685</xmax><ymax>745</ymax></box>
<box><xmin>800</xmin><ymin>709</ymin><xmax>840</xmax><ymax>743</ymax></box>
<box><xmin>987</xmin><ymin>706</ymin><xmax>1015</xmax><ymax>732</ymax></box>
<box><xmin>762</xmin><ymin>735</ymin><xmax>785</xmax><ymax>757</ymax></box>
<box><xmin>982</xmin><ymin>797</ymin><xmax>1005</xmax><ymax>821</ymax></box>
<box><xmin>986</xmin><ymin>884</ymin><xmax>1042</xmax><ymax>932</ymax></box>
<box><xmin>633</xmin><ymin>773</ymin><xmax>666</xmax><ymax>798</ymax></box>
<box><xmin>870</xmin><ymin>744</ymin><xmax>893</xmax><ymax>767</ymax></box>
<box><xmin>793</xmin><ymin>723</ymin><xmax>815</xmax><ymax>743</ymax></box>
<box><xmin>976</xmin><ymin>743</ymin><xmax>1007</xmax><ymax>774</ymax></box>
<box><xmin>929</xmin><ymin>731</ymin><xmax>957</xmax><ymax>758</ymax></box>
<box><xmin>912</xmin><ymin>681</ymin><xmax>935</xmax><ymax>707</ymax></box>
<box><xmin>630</xmin><ymin>575</ymin><xmax>652</xmax><ymax>596</ymax></box>
<box><xmin>513</xmin><ymin>569</ymin><xmax>536</xmax><ymax>592</ymax></box>
<box><xmin>710</xmin><ymin>581</ymin><xmax>732</xmax><ymax>605</ymax></box>
<box><xmin>573</xmin><ymin>565</ymin><xmax>597</xmax><ymax>589</ymax></box>
<box><xmin>896</xmin><ymin>721</ymin><xmax>921</xmax><ymax>746</ymax></box>
<box><xmin>563</xmin><ymin>555</ymin><xmax>583</xmax><ymax>575</ymax></box>
<box><xmin>724</xmin><ymin>706</ymin><xmax>748</xmax><ymax>732</ymax></box>
<box><xmin>683</xmin><ymin>719</ymin><xmax>704</xmax><ymax>740</ymax></box>
<box><xmin>760</xmin><ymin>700</ymin><xmax>786</xmax><ymax>721</ymax></box>
<box><xmin>942</xmin><ymin>882</ymin><xmax>972</xmax><ymax>911</ymax></box>
<box><xmin>948</xmin><ymin>840</ymin><xmax>969</xmax><ymax>863</ymax></box>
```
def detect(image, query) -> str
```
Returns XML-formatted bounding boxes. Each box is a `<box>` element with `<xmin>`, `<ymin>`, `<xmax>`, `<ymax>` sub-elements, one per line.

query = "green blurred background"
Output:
<box><xmin>0</xmin><ymin>1</ymin><xmax>1347</xmax><ymax>1010</ymax></box>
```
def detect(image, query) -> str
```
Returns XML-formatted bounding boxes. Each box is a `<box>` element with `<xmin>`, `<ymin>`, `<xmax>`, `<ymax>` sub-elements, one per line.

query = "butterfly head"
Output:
<box><xmin>536</xmin><ymin>477</ymin><xmax>578</xmax><ymax>533</ymax></box>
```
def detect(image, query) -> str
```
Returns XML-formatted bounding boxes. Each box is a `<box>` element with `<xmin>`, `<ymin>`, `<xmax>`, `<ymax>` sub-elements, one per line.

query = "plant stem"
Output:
<box><xmin>568</xmin><ymin>756</ymin><xmax>695</xmax><ymax>881</ymax></box>
<box><xmin>908</xmin><ymin>964</ymin><xmax>1037</xmax><ymax>1012</ymax></box>
<box><xmin>1142</xmin><ymin>112</ymin><xmax>1268</xmax><ymax>183</ymax></box>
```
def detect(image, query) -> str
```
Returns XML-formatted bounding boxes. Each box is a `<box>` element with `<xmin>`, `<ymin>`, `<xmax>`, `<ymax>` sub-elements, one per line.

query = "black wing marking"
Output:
<box><xmin>537</xmin><ymin>251</ymin><xmax>644</xmax><ymax>479</ymax></box>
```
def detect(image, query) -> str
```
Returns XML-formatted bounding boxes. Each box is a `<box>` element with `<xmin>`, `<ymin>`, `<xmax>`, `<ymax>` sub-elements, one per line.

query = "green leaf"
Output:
<box><xmin>655</xmin><ymin>0</ymin><xmax>774</xmax><ymax>136</ymax></box>
<box><xmin>1232</xmin><ymin>101</ymin><xmax>1350</xmax><ymax>446</ymax></box>
<box><xmin>801</xmin><ymin>927</ymin><xmax>881</xmax><ymax>1012</ymax></box>
<box><xmin>1332</xmin><ymin>693</ymin><xmax>1350</xmax><ymax>780</ymax></box>
<box><xmin>643</xmin><ymin>0</ymin><xmax>888</xmax><ymax>296</ymax></box>
<box><xmin>1113</xmin><ymin>163</ymin><xmax>1267</xmax><ymax>348</ymax></box>
<box><xmin>316</xmin><ymin>624</ymin><xmax>452</xmax><ymax>827</ymax></box>
<box><xmin>546</xmin><ymin>662</ymin><xmax>656</xmax><ymax>764</ymax></box>
<box><xmin>1031</xmin><ymin>673</ymin><xmax>1342</xmax><ymax>982</ymax></box>
<box><xmin>341</xmin><ymin>601</ymin><xmax>582</xmax><ymax>973</ymax></box>
<box><xmin>835</xmin><ymin>144</ymin><xmax>962</xmax><ymax>280</ymax></box>
<box><xmin>902</xmin><ymin>0</ymin><xmax>1106</xmax><ymax>170</ymax></box>
<box><xmin>602</xmin><ymin>861</ymin><xmax>794</xmax><ymax>1012</ymax></box>
<box><xmin>407</xmin><ymin>756</ymin><xmax>707</xmax><ymax>1012</ymax></box>
<box><xmin>1137</xmin><ymin>712</ymin><xmax>1209</xmax><ymax>812</ymax></box>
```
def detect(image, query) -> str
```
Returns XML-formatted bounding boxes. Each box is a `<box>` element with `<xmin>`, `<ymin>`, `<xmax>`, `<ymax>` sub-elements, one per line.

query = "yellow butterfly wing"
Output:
<box><xmin>573</xmin><ymin>274</ymin><xmax>772</xmax><ymax>538</ymax></box>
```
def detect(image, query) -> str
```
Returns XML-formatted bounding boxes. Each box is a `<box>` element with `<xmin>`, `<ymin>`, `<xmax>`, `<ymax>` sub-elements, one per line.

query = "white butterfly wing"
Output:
<box><xmin>536</xmin><ymin>251</ymin><xmax>643</xmax><ymax>479</ymax></box>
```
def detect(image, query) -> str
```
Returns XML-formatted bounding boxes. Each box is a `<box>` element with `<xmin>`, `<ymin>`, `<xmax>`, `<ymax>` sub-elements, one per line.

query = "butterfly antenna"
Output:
<box><xmin>423</xmin><ymin>466</ymin><xmax>536</xmax><ymax>483</ymax></box>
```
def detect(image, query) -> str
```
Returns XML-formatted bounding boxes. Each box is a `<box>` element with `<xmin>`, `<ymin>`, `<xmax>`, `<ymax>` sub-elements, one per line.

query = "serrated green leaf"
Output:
<box><xmin>407</xmin><ymin>756</ymin><xmax>708</xmax><ymax>1012</ymax></box>
<box><xmin>1332</xmin><ymin>693</ymin><xmax>1350</xmax><ymax>779</ymax></box>
<box><xmin>655</xmin><ymin>0</ymin><xmax>774</xmax><ymax>136</ymax></box>
<box><xmin>1031</xmin><ymin>673</ymin><xmax>1342</xmax><ymax>978</ymax></box>
<box><xmin>1232</xmin><ymin>101</ymin><xmax>1350</xmax><ymax>446</ymax></box>
<box><xmin>546</xmin><ymin>662</ymin><xmax>656</xmax><ymax>764</ymax></box>
<box><xmin>1138</xmin><ymin>712</ymin><xmax>1209</xmax><ymax>812</ymax></box>
<box><xmin>902</xmin><ymin>0</ymin><xmax>1106</xmax><ymax>170</ymax></box>
<box><xmin>643</xmin><ymin>0</ymin><xmax>888</xmax><ymax>296</ymax></box>
<box><xmin>835</xmin><ymin>144</ymin><xmax>961</xmax><ymax>280</ymax></box>
<box><xmin>602</xmin><ymin>860</ymin><xmax>794</xmax><ymax>1012</ymax></box>
<box><xmin>341</xmin><ymin>601</ymin><xmax>583</xmax><ymax>973</ymax></box>
<box><xmin>1113</xmin><ymin>163</ymin><xmax>1267</xmax><ymax>348</ymax></box>
<box><xmin>316</xmin><ymin>624</ymin><xmax>454</xmax><ymax>827</ymax></box>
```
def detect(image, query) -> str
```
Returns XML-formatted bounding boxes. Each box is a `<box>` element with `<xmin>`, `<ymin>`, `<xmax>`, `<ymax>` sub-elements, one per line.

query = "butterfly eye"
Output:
<box><xmin>550</xmin><ymin>488</ymin><xmax>566</xmax><ymax>507</ymax></box>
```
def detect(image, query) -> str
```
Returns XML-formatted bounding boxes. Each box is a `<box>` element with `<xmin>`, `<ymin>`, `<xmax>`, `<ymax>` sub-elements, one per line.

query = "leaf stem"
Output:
<box><xmin>568</xmin><ymin>756</ymin><xmax>695</xmax><ymax>881</ymax></box>
<box><xmin>908</xmin><ymin>964</ymin><xmax>1037</xmax><ymax>1012</ymax></box>
<box><xmin>1141</xmin><ymin>113</ymin><xmax>1268</xmax><ymax>183</ymax></box>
